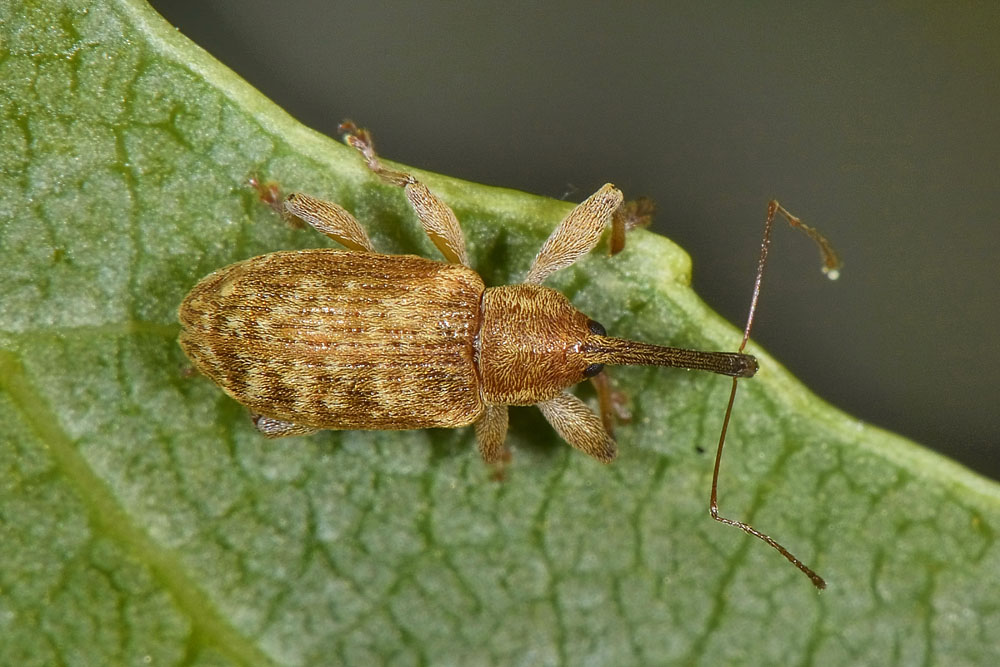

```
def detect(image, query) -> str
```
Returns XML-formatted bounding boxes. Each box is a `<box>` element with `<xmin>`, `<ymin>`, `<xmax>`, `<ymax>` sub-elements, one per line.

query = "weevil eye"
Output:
<box><xmin>587</xmin><ymin>319</ymin><xmax>606</xmax><ymax>336</ymax></box>
<box><xmin>583</xmin><ymin>362</ymin><xmax>605</xmax><ymax>378</ymax></box>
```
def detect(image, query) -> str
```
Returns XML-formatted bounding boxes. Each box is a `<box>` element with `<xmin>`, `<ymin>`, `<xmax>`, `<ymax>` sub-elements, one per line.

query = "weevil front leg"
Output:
<box><xmin>537</xmin><ymin>392</ymin><xmax>617</xmax><ymax>463</ymax></box>
<box><xmin>340</xmin><ymin>121</ymin><xmax>470</xmax><ymax>266</ymax></box>
<box><xmin>524</xmin><ymin>184</ymin><xmax>624</xmax><ymax>284</ymax></box>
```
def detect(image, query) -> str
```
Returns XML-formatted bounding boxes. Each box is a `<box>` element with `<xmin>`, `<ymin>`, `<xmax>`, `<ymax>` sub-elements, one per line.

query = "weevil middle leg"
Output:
<box><xmin>250</xmin><ymin>177</ymin><xmax>375</xmax><ymax>252</ymax></box>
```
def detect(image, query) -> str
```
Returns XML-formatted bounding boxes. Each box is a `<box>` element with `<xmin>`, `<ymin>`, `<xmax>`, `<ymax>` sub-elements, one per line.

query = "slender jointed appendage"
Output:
<box><xmin>249</xmin><ymin>175</ymin><xmax>307</xmax><ymax>230</ymax></box>
<box><xmin>249</xmin><ymin>175</ymin><xmax>283</xmax><ymax>213</ymax></box>
<box><xmin>525</xmin><ymin>184</ymin><xmax>624</xmax><ymax>284</ymax></box>
<box><xmin>710</xmin><ymin>200</ymin><xmax>841</xmax><ymax>590</ymax></box>
<box><xmin>337</xmin><ymin>121</ymin><xmax>414</xmax><ymax>187</ymax></box>
<box><xmin>339</xmin><ymin>120</ymin><xmax>470</xmax><ymax>266</ymax></box>
<box><xmin>284</xmin><ymin>193</ymin><xmax>375</xmax><ymax>253</ymax></box>
<box><xmin>589</xmin><ymin>372</ymin><xmax>632</xmax><ymax>436</ymax></box>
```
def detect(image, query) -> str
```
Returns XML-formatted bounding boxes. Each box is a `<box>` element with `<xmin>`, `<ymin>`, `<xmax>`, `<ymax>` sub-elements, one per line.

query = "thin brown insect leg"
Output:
<box><xmin>589</xmin><ymin>372</ymin><xmax>631</xmax><ymax>436</ymax></box>
<box><xmin>609</xmin><ymin>197</ymin><xmax>656</xmax><ymax>256</ymax></box>
<box><xmin>248</xmin><ymin>176</ymin><xmax>284</xmax><ymax>213</ymax></box>
<box><xmin>709</xmin><ymin>200</ymin><xmax>838</xmax><ymax>590</ymax></box>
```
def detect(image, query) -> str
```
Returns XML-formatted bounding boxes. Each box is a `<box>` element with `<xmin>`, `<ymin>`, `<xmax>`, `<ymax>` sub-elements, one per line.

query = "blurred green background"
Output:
<box><xmin>150</xmin><ymin>2</ymin><xmax>999</xmax><ymax>479</ymax></box>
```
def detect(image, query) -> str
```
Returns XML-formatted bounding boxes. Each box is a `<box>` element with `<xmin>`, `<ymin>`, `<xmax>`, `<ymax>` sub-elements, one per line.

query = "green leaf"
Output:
<box><xmin>2</xmin><ymin>1</ymin><xmax>998</xmax><ymax>665</ymax></box>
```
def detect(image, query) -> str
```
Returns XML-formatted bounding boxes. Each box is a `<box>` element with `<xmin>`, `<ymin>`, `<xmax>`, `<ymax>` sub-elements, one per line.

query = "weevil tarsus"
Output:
<box><xmin>338</xmin><ymin>120</ymin><xmax>415</xmax><ymax>188</ymax></box>
<box><xmin>610</xmin><ymin>196</ymin><xmax>656</xmax><ymax>256</ymax></box>
<box><xmin>708</xmin><ymin>200</ymin><xmax>842</xmax><ymax>590</ymax></box>
<box><xmin>248</xmin><ymin>175</ymin><xmax>282</xmax><ymax>212</ymax></box>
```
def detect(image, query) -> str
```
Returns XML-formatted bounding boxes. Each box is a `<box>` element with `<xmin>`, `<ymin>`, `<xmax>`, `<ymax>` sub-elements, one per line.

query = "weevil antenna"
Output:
<box><xmin>709</xmin><ymin>201</ymin><xmax>840</xmax><ymax>590</ymax></box>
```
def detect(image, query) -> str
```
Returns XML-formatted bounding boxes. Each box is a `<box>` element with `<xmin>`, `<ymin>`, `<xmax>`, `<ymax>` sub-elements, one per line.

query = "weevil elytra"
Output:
<box><xmin>179</xmin><ymin>122</ymin><xmax>841</xmax><ymax>588</ymax></box>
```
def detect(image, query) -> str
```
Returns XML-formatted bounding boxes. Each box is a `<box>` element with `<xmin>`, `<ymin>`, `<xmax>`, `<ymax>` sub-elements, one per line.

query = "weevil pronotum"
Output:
<box><xmin>179</xmin><ymin>121</ymin><xmax>841</xmax><ymax>588</ymax></box>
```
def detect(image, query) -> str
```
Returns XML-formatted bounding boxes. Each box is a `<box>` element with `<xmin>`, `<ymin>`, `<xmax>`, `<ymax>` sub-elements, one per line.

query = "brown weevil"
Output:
<box><xmin>179</xmin><ymin>121</ymin><xmax>841</xmax><ymax>588</ymax></box>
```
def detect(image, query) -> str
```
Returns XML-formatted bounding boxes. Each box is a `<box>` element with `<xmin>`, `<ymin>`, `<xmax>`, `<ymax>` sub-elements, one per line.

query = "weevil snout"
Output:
<box><xmin>582</xmin><ymin>333</ymin><xmax>760</xmax><ymax>379</ymax></box>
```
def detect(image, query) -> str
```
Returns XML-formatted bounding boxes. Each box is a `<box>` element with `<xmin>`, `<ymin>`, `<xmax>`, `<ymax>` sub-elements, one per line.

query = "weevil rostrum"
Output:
<box><xmin>179</xmin><ymin>122</ymin><xmax>841</xmax><ymax>588</ymax></box>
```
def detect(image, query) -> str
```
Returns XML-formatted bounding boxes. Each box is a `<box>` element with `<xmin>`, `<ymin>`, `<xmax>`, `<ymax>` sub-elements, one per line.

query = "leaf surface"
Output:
<box><xmin>2</xmin><ymin>1</ymin><xmax>999</xmax><ymax>664</ymax></box>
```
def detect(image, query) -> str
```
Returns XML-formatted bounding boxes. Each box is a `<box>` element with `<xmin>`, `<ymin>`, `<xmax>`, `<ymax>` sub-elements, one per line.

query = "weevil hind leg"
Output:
<box><xmin>340</xmin><ymin>120</ymin><xmax>470</xmax><ymax>266</ymax></box>
<box><xmin>249</xmin><ymin>175</ymin><xmax>285</xmax><ymax>215</ymax></box>
<box><xmin>251</xmin><ymin>414</ymin><xmax>319</xmax><ymax>438</ymax></box>
<box><xmin>536</xmin><ymin>392</ymin><xmax>617</xmax><ymax>463</ymax></box>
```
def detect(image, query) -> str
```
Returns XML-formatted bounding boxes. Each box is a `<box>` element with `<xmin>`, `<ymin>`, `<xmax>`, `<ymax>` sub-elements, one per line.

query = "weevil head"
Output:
<box><xmin>478</xmin><ymin>284</ymin><xmax>608</xmax><ymax>405</ymax></box>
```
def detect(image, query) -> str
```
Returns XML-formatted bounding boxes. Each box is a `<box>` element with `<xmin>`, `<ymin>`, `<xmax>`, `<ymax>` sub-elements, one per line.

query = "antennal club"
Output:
<box><xmin>710</xmin><ymin>201</ymin><xmax>841</xmax><ymax>590</ymax></box>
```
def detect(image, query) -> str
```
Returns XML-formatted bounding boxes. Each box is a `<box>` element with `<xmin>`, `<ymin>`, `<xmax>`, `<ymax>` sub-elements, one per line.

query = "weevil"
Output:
<box><xmin>179</xmin><ymin>122</ymin><xmax>841</xmax><ymax>588</ymax></box>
